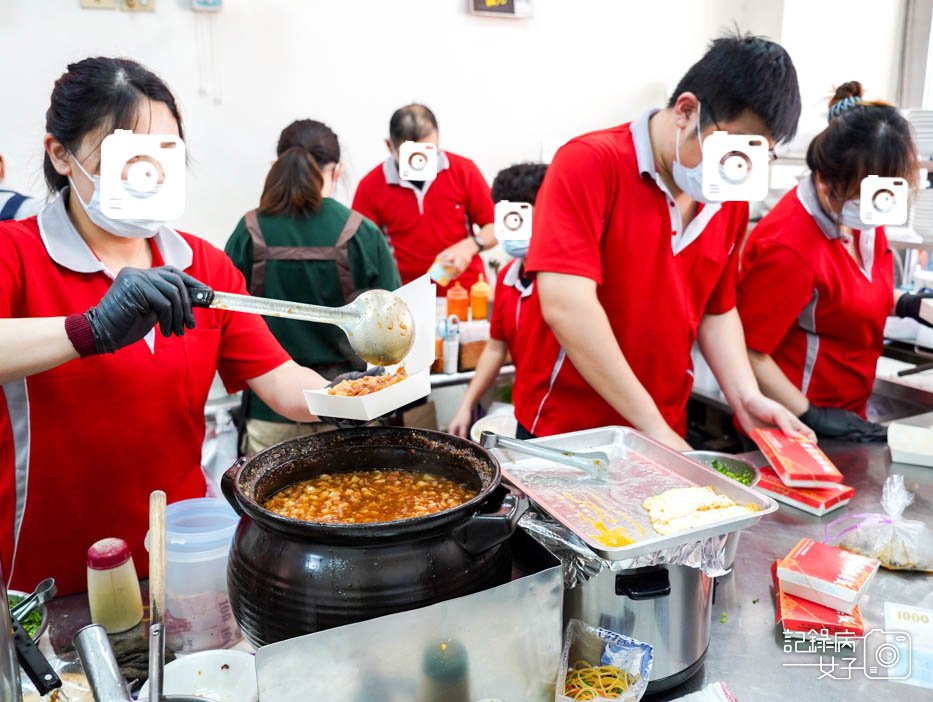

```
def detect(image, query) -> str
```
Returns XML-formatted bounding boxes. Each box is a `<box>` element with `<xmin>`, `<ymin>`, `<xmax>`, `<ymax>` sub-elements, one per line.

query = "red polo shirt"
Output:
<box><xmin>513</xmin><ymin>113</ymin><xmax>748</xmax><ymax>437</ymax></box>
<box><xmin>352</xmin><ymin>151</ymin><xmax>494</xmax><ymax>295</ymax></box>
<box><xmin>0</xmin><ymin>195</ymin><xmax>290</xmax><ymax>594</ymax></box>
<box><xmin>737</xmin><ymin>180</ymin><xmax>894</xmax><ymax>417</ymax></box>
<box><xmin>489</xmin><ymin>258</ymin><xmax>533</xmax><ymax>361</ymax></box>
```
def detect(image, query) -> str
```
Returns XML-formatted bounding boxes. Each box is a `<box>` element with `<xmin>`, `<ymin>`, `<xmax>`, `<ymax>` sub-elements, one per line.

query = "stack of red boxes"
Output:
<box><xmin>750</xmin><ymin>428</ymin><xmax>855</xmax><ymax>516</ymax></box>
<box><xmin>773</xmin><ymin>538</ymin><xmax>880</xmax><ymax>641</ymax></box>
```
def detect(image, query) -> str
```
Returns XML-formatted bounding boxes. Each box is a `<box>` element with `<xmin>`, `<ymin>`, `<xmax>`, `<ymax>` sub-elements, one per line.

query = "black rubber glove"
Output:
<box><xmin>896</xmin><ymin>292</ymin><xmax>933</xmax><ymax>328</ymax></box>
<box><xmin>85</xmin><ymin>266</ymin><xmax>209</xmax><ymax>354</ymax></box>
<box><xmin>799</xmin><ymin>405</ymin><xmax>887</xmax><ymax>443</ymax></box>
<box><xmin>318</xmin><ymin>368</ymin><xmax>386</xmax><ymax>428</ymax></box>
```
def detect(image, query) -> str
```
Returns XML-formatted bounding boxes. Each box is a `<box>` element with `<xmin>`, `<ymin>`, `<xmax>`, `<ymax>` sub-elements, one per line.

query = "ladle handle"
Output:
<box><xmin>191</xmin><ymin>289</ymin><xmax>356</xmax><ymax>325</ymax></box>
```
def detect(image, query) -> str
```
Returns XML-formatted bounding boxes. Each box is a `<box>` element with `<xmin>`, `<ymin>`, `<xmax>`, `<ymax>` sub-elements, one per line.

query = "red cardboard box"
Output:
<box><xmin>751</xmin><ymin>428</ymin><xmax>844</xmax><ymax>488</ymax></box>
<box><xmin>756</xmin><ymin>467</ymin><xmax>854</xmax><ymax>516</ymax></box>
<box><xmin>777</xmin><ymin>538</ymin><xmax>880</xmax><ymax>614</ymax></box>
<box><xmin>771</xmin><ymin>561</ymin><xmax>864</xmax><ymax>640</ymax></box>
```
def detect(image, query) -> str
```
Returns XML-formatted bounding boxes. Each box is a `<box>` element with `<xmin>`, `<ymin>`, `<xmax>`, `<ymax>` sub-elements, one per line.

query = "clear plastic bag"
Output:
<box><xmin>824</xmin><ymin>474</ymin><xmax>933</xmax><ymax>572</ymax></box>
<box><xmin>555</xmin><ymin>620</ymin><xmax>653</xmax><ymax>702</ymax></box>
<box><xmin>669</xmin><ymin>681</ymin><xmax>738</xmax><ymax>701</ymax></box>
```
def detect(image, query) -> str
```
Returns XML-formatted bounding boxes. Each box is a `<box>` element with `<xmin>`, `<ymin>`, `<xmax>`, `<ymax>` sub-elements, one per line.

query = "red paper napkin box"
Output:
<box><xmin>771</xmin><ymin>561</ymin><xmax>864</xmax><ymax>640</ymax></box>
<box><xmin>750</xmin><ymin>428</ymin><xmax>844</xmax><ymax>488</ymax></box>
<box><xmin>756</xmin><ymin>467</ymin><xmax>854</xmax><ymax>516</ymax></box>
<box><xmin>776</xmin><ymin>538</ymin><xmax>880</xmax><ymax>614</ymax></box>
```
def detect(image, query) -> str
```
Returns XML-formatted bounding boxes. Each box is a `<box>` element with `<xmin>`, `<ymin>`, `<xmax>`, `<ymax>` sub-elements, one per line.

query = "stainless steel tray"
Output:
<box><xmin>495</xmin><ymin>426</ymin><xmax>778</xmax><ymax>561</ymax></box>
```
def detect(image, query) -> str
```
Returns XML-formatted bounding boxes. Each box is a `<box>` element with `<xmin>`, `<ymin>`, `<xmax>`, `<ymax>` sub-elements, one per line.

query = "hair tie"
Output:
<box><xmin>828</xmin><ymin>96</ymin><xmax>862</xmax><ymax>121</ymax></box>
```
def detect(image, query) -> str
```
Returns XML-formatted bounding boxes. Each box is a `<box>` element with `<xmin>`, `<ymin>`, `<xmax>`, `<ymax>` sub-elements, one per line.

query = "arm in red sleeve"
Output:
<box><xmin>463</xmin><ymin>159</ymin><xmax>494</xmax><ymax>227</ymax></box>
<box><xmin>525</xmin><ymin>141</ymin><xmax>611</xmax><ymax>284</ymax></box>
<box><xmin>705</xmin><ymin>206</ymin><xmax>750</xmax><ymax>315</ymax></box>
<box><xmin>736</xmin><ymin>237</ymin><xmax>815</xmax><ymax>354</ymax></box>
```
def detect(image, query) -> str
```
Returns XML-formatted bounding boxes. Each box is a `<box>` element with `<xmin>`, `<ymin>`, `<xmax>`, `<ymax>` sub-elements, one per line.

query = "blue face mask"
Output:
<box><xmin>502</xmin><ymin>238</ymin><xmax>530</xmax><ymax>258</ymax></box>
<box><xmin>671</xmin><ymin>104</ymin><xmax>712</xmax><ymax>204</ymax></box>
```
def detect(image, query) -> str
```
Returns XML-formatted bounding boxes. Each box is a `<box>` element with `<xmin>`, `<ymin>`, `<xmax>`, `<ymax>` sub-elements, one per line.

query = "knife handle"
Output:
<box><xmin>12</xmin><ymin>616</ymin><xmax>60</xmax><ymax>695</ymax></box>
<box><xmin>190</xmin><ymin>287</ymin><xmax>215</xmax><ymax>307</ymax></box>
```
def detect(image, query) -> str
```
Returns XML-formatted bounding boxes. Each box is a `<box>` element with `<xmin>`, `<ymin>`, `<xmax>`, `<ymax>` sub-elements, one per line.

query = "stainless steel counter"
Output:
<box><xmin>429</xmin><ymin>364</ymin><xmax>514</xmax><ymax>389</ymax></box>
<box><xmin>647</xmin><ymin>442</ymin><xmax>933</xmax><ymax>701</ymax></box>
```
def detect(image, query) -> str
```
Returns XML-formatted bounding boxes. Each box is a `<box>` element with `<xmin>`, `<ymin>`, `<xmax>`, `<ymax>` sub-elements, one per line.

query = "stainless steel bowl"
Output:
<box><xmin>683</xmin><ymin>451</ymin><xmax>760</xmax><ymax>487</ymax></box>
<box><xmin>683</xmin><ymin>451</ymin><xmax>761</xmax><ymax>571</ymax></box>
<box><xmin>7</xmin><ymin>589</ymin><xmax>49</xmax><ymax>643</ymax></box>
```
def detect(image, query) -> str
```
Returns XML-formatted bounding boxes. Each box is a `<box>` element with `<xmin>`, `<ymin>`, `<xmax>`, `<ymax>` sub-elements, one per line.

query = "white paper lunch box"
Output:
<box><xmin>303</xmin><ymin>275</ymin><xmax>437</xmax><ymax>422</ymax></box>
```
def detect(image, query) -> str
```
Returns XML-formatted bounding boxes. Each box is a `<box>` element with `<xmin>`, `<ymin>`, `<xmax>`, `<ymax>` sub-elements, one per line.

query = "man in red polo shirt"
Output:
<box><xmin>353</xmin><ymin>104</ymin><xmax>495</xmax><ymax>295</ymax></box>
<box><xmin>514</xmin><ymin>32</ymin><xmax>814</xmax><ymax>450</ymax></box>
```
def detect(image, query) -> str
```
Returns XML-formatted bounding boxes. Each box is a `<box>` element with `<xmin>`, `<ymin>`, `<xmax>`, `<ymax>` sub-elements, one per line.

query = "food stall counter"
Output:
<box><xmin>645</xmin><ymin>441</ymin><xmax>933</xmax><ymax>701</ymax></box>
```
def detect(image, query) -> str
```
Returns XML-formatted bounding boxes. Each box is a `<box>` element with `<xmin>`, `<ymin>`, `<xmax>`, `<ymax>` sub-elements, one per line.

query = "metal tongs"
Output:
<box><xmin>480</xmin><ymin>431</ymin><xmax>610</xmax><ymax>480</ymax></box>
<box><xmin>10</xmin><ymin>577</ymin><xmax>56</xmax><ymax>621</ymax></box>
<box><xmin>191</xmin><ymin>288</ymin><xmax>414</xmax><ymax>366</ymax></box>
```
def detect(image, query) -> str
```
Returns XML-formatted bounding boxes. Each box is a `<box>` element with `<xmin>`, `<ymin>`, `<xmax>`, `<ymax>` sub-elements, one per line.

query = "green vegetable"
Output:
<box><xmin>719</xmin><ymin>612</ymin><xmax>728</xmax><ymax>624</ymax></box>
<box><xmin>7</xmin><ymin>595</ymin><xmax>43</xmax><ymax>639</ymax></box>
<box><xmin>710</xmin><ymin>459</ymin><xmax>753</xmax><ymax>486</ymax></box>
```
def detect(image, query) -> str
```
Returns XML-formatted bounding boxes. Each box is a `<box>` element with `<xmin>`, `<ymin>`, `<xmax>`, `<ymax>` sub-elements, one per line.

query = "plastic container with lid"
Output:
<box><xmin>145</xmin><ymin>498</ymin><xmax>242</xmax><ymax>653</ymax></box>
<box><xmin>87</xmin><ymin>538</ymin><xmax>144</xmax><ymax>634</ymax></box>
<box><xmin>446</xmin><ymin>281</ymin><xmax>470</xmax><ymax>322</ymax></box>
<box><xmin>469</xmin><ymin>274</ymin><xmax>490</xmax><ymax>321</ymax></box>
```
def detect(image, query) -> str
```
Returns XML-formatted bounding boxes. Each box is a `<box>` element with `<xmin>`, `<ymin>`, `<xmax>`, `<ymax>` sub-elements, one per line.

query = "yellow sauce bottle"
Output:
<box><xmin>469</xmin><ymin>274</ymin><xmax>490</xmax><ymax>321</ymax></box>
<box><xmin>86</xmin><ymin>538</ymin><xmax>144</xmax><ymax>633</ymax></box>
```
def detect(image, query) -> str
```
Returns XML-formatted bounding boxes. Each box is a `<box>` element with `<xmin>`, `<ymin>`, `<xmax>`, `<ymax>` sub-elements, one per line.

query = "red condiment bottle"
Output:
<box><xmin>446</xmin><ymin>282</ymin><xmax>470</xmax><ymax>322</ymax></box>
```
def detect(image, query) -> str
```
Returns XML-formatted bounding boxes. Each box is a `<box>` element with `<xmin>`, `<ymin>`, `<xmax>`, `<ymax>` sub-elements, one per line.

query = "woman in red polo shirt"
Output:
<box><xmin>449</xmin><ymin>163</ymin><xmax>547</xmax><ymax>438</ymax></box>
<box><xmin>0</xmin><ymin>58</ymin><xmax>330</xmax><ymax>594</ymax></box>
<box><xmin>737</xmin><ymin>82</ymin><xmax>924</xmax><ymax>442</ymax></box>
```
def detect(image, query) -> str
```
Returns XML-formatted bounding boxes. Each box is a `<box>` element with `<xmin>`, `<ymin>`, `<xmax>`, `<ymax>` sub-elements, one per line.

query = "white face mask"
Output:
<box><xmin>671</xmin><ymin>104</ymin><xmax>712</xmax><ymax>204</ymax></box>
<box><xmin>836</xmin><ymin>200</ymin><xmax>865</xmax><ymax>230</ymax></box>
<box><xmin>69</xmin><ymin>155</ymin><xmax>165</xmax><ymax>239</ymax></box>
<box><xmin>502</xmin><ymin>238</ymin><xmax>530</xmax><ymax>258</ymax></box>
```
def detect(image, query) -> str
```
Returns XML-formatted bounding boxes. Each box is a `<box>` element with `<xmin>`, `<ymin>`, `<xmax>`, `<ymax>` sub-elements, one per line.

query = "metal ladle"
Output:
<box><xmin>191</xmin><ymin>288</ymin><xmax>415</xmax><ymax>366</ymax></box>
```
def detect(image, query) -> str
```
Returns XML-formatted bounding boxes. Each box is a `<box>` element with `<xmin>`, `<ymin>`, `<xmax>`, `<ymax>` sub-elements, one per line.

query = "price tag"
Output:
<box><xmin>883</xmin><ymin>602</ymin><xmax>933</xmax><ymax>689</ymax></box>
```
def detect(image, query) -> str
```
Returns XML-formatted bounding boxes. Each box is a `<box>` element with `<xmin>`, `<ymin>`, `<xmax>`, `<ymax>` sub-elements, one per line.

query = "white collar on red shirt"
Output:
<box><xmin>37</xmin><ymin>188</ymin><xmax>193</xmax><ymax>275</ymax></box>
<box><xmin>382</xmin><ymin>151</ymin><xmax>451</xmax><ymax>215</ymax></box>
<box><xmin>797</xmin><ymin>174</ymin><xmax>876</xmax><ymax>281</ymax></box>
<box><xmin>502</xmin><ymin>258</ymin><xmax>533</xmax><ymax>298</ymax></box>
<box><xmin>37</xmin><ymin>189</ymin><xmax>194</xmax><ymax>353</ymax></box>
<box><xmin>631</xmin><ymin>109</ymin><xmax>723</xmax><ymax>255</ymax></box>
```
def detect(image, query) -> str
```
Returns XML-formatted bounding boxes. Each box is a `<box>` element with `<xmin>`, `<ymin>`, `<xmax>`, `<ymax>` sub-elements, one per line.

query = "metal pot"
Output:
<box><xmin>563</xmin><ymin>564</ymin><xmax>713</xmax><ymax>693</ymax></box>
<box><xmin>222</xmin><ymin>427</ymin><xmax>526</xmax><ymax>647</ymax></box>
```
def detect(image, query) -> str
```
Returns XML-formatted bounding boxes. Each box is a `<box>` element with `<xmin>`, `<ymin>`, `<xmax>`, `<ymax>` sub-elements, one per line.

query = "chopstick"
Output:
<box><xmin>897</xmin><ymin>361</ymin><xmax>933</xmax><ymax>377</ymax></box>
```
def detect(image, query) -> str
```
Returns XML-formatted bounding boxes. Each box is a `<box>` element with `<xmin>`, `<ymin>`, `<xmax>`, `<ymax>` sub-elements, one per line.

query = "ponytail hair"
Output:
<box><xmin>806</xmin><ymin>81</ymin><xmax>919</xmax><ymax>200</ymax></box>
<box><xmin>259</xmin><ymin>119</ymin><xmax>340</xmax><ymax>217</ymax></box>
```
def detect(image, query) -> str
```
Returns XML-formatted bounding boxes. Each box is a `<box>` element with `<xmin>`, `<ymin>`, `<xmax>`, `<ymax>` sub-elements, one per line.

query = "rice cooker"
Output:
<box><xmin>563</xmin><ymin>563</ymin><xmax>713</xmax><ymax>693</ymax></box>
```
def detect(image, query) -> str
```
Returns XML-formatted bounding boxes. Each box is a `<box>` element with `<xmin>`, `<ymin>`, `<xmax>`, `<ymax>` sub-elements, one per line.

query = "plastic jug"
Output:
<box><xmin>145</xmin><ymin>498</ymin><xmax>241</xmax><ymax>652</ymax></box>
<box><xmin>446</xmin><ymin>281</ymin><xmax>470</xmax><ymax>322</ymax></box>
<box><xmin>469</xmin><ymin>274</ymin><xmax>490</xmax><ymax>321</ymax></box>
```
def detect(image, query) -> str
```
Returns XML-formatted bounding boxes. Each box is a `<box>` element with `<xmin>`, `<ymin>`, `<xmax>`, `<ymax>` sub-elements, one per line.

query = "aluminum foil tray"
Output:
<box><xmin>495</xmin><ymin>426</ymin><xmax>778</xmax><ymax>560</ymax></box>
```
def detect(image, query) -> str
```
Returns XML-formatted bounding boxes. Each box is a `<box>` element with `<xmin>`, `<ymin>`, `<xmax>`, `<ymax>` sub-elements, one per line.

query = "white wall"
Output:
<box><xmin>0</xmin><ymin>0</ymin><xmax>783</xmax><ymax>247</ymax></box>
<box><xmin>779</xmin><ymin>0</ymin><xmax>907</xmax><ymax>156</ymax></box>
<box><xmin>2</xmin><ymin>0</ymin><xmax>909</xmax><ymax>245</ymax></box>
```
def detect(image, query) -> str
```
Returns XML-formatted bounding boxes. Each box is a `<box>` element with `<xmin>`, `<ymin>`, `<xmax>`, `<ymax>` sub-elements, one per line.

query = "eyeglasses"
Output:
<box><xmin>699</xmin><ymin>99</ymin><xmax>778</xmax><ymax>162</ymax></box>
